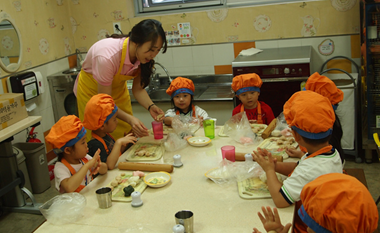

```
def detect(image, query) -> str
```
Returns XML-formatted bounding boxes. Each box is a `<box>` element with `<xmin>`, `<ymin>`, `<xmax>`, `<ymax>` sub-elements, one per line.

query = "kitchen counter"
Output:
<box><xmin>35</xmin><ymin>127</ymin><xmax>296</xmax><ymax>233</ymax></box>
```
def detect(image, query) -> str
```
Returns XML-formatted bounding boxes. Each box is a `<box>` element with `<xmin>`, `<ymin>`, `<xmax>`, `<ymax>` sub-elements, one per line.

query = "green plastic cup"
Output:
<box><xmin>203</xmin><ymin>119</ymin><xmax>215</xmax><ymax>139</ymax></box>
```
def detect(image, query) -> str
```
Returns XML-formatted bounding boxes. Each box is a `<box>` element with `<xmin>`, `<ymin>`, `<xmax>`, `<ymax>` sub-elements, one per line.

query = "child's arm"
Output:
<box><xmin>252</xmin><ymin>149</ymin><xmax>292</xmax><ymax>208</ymax></box>
<box><xmin>60</xmin><ymin>151</ymin><xmax>101</xmax><ymax>193</ymax></box>
<box><xmin>106</xmin><ymin>133</ymin><xmax>137</xmax><ymax>170</ymax></box>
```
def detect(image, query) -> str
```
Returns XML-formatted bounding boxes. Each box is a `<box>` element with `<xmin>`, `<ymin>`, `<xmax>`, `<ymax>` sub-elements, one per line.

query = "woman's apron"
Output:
<box><xmin>76</xmin><ymin>38</ymin><xmax>137</xmax><ymax>141</ymax></box>
<box><xmin>240</xmin><ymin>102</ymin><xmax>263</xmax><ymax>124</ymax></box>
<box><xmin>291</xmin><ymin>145</ymin><xmax>333</xmax><ymax>233</ymax></box>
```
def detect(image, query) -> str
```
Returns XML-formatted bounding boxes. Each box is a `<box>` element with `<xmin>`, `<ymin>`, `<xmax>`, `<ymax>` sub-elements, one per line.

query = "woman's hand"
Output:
<box><xmin>149</xmin><ymin>104</ymin><xmax>165</xmax><ymax>121</ymax></box>
<box><xmin>253</xmin><ymin>206</ymin><xmax>292</xmax><ymax>233</ymax></box>
<box><xmin>129</xmin><ymin>115</ymin><xmax>149</xmax><ymax>137</ymax></box>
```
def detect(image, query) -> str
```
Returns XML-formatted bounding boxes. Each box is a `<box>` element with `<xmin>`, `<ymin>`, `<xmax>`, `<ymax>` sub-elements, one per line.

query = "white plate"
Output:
<box><xmin>143</xmin><ymin>172</ymin><xmax>171</xmax><ymax>188</ymax></box>
<box><xmin>187</xmin><ymin>136</ymin><xmax>211</xmax><ymax>147</ymax></box>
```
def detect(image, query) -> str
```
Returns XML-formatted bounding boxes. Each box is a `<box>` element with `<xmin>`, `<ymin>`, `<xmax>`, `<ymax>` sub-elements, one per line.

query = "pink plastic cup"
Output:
<box><xmin>152</xmin><ymin>121</ymin><xmax>163</xmax><ymax>139</ymax></box>
<box><xmin>221</xmin><ymin>145</ymin><xmax>235</xmax><ymax>162</ymax></box>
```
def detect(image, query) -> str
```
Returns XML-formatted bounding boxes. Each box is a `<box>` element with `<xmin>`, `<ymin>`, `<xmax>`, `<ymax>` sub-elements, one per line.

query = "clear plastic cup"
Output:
<box><xmin>221</xmin><ymin>145</ymin><xmax>235</xmax><ymax>162</ymax></box>
<box><xmin>152</xmin><ymin>121</ymin><xmax>163</xmax><ymax>139</ymax></box>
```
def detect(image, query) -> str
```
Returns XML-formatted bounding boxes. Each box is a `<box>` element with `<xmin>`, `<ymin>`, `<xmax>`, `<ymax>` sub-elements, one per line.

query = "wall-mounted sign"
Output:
<box><xmin>318</xmin><ymin>39</ymin><xmax>335</xmax><ymax>56</ymax></box>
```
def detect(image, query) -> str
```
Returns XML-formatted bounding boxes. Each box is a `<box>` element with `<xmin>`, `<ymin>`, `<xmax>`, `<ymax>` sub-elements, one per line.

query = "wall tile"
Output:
<box><xmin>172</xmin><ymin>47</ymin><xmax>194</xmax><ymax>68</ymax></box>
<box><xmin>214</xmin><ymin>65</ymin><xmax>232</xmax><ymax>74</ymax></box>
<box><xmin>194</xmin><ymin>66</ymin><xmax>215</xmax><ymax>75</ymax></box>
<box><xmin>233</xmin><ymin>42</ymin><xmax>256</xmax><ymax>58</ymax></box>
<box><xmin>255</xmin><ymin>40</ymin><xmax>279</xmax><ymax>49</ymax></box>
<box><xmin>212</xmin><ymin>44</ymin><xmax>234</xmax><ymax>66</ymax></box>
<box><xmin>278</xmin><ymin>39</ymin><xmax>302</xmax><ymax>48</ymax></box>
<box><xmin>155</xmin><ymin>49</ymin><xmax>174</xmax><ymax>69</ymax></box>
<box><xmin>192</xmin><ymin>45</ymin><xmax>214</xmax><ymax>67</ymax></box>
<box><xmin>172</xmin><ymin>66</ymin><xmax>195</xmax><ymax>76</ymax></box>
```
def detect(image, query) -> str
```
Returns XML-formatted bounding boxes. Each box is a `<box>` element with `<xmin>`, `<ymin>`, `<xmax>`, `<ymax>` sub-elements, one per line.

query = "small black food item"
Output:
<box><xmin>123</xmin><ymin>185</ymin><xmax>135</xmax><ymax>197</ymax></box>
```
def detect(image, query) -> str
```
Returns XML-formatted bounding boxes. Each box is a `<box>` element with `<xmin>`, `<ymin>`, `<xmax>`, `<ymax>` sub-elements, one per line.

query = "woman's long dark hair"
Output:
<box><xmin>107</xmin><ymin>19</ymin><xmax>167</xmax><ymax>88</ymax></box>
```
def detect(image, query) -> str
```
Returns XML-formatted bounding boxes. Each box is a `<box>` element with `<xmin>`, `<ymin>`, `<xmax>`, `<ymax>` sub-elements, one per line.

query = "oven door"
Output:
<box><xmin>234</xmin><ymin>78</ymin><xmax>306</xmax><ymax>117</ymax></box>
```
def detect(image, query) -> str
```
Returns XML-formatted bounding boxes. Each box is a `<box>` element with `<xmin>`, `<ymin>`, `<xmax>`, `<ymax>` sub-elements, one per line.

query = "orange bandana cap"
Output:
<box><xmin>299</xmin><ymin>173</ymin><xmax>378</xmax><ymax>233</ymax></box>
<box><xmin>166</xmin><ymin>77</ymin><xmax>195</xmax><ymax>98</ymax></box>
<box><xmin>283</xmin><ymin>91</ymin><xmax>335</xmax><ymax>139</ymax></box>
<box><xmin>83</xmin><ymin>94</ymin><xmax>118</xmax><ymax>130</ymax></box>
<box><xmin>306</xmin><ymin>72</ymin><xmax>344</xmax><ymax>105</ymax></box>
<box><xmin>231</xmin><ymin>73</ymin><xmax>263</xmax><ymax>95</ymax></box>
<box><xmin>45</xmin><ymin>115</ymin><xmax>86</xmax><ymax>151</ymax></box>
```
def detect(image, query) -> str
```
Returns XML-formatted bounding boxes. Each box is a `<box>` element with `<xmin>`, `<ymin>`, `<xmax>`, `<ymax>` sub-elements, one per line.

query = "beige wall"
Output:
<box><xmin>0</xmin><ymin>0</ymin><xmax>359</xmax><ymax>77</ymax></box>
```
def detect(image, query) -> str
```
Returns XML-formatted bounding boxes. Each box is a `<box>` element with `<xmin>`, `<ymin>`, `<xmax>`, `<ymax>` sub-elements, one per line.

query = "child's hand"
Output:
<box><xmin>285</xmin><ymin>147</ymin><xmax>304</xmax><ymax>158</ymax></box>
<box><xmin>89</xmin><ymin>149</ymin><xmax>101</xmax><ymax>175</ymax></box>
<box><xmin>253</xmin><ymin>206</ymin><xmax>292</xmax><ymax>233</ymax></box>
<box><xmin>117</xmin><ymin>133</ymin><xmax>137</xmax><ymax>147</ymax></box>
<box><xmin>252</xmin><ymin>148</ymin><xmax>276</xmax><ymax>172</ymax></box>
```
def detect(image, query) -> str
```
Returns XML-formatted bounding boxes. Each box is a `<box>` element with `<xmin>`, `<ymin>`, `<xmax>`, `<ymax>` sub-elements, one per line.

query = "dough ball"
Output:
<box><xmin>121</xmin><ymin>173</ymin><xmax>126</xmax><ymax>176</ymax></box>
<box><xmin>277</xmin><ymin>140</ymin><xmax>284</xmax><ymax>145</ymax></box>
<box><xmin>111</xmin><ymin>181</ymin><xmax>118</xmax><ymax>187</ymax></box>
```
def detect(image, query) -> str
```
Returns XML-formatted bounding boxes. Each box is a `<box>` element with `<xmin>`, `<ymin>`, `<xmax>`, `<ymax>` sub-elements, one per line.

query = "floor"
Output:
<box><xmin>0</xmin><ymin>157</ymin><xmax>379</xmax><ymax>233</ymax></box>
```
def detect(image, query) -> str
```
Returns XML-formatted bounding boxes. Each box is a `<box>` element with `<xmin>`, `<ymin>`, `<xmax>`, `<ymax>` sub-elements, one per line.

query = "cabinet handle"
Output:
<box><xmin>55</xmin><ymin>89</ymin><xmax>65</xmax><ymax>92</ymax></box>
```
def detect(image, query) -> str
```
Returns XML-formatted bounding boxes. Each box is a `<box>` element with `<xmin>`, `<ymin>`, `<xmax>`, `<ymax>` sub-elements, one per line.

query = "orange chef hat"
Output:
<box><xmin>305</xmin><ymin>72</ymin><xmax>344</xmax><ymax>109</ymax></box>
<box><xmin>283</xmin><ymin>90</ymin><xmax>335</xmax><ymax>139</ymax></box>
<box><xmin>298</xmin><ymin>173</ymin><xmax>378</xmax><ymax>233</ymax></box>
<box><xmin>83</xmin><ymin>94</ymin><xmax>118</xmax><ymax>130</ymax></box>
<box><xmin>231</xmin><ymin>73</ymin><xmax>263</xmax><ymax>95</ymax></box>
<box><xmin>166</xmin><ymin>77</ymin><xmax>195</xmax><ymax>98</ymax></box>
<box><xmin>45</xmin><ymin>115</ymin><xmax>86</xmax><ymax>154</ymax></box>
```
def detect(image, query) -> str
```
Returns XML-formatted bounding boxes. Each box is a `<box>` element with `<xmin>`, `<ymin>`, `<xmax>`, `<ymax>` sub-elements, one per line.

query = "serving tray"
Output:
<box><xmin>106</xmin><ymin>172</ymin><xmax>147</xmax><ymax>202</ymax></box>
<box><xmin>126</xmin><ymin>143</ymin><xmax>164</xmax><ymax>162</ymax></box>
<box><xmin>237</xmin><ymin>177</ymin><xmax>271</xmax><ymax>199</ymax></box>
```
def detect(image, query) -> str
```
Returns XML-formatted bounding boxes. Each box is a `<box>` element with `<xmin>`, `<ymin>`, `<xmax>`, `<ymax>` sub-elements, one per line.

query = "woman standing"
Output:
<box><xmin>74</xmin><ymin>19</ymin><xmax>166</xmax><ymax>140</ymax></box>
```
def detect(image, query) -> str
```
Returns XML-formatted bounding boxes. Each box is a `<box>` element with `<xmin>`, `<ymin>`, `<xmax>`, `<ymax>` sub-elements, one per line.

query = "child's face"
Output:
<box><xmin>104</xmin><ymin>114</ymin><xmax>118</xmax><ymax>133</ymax></box>
<box><xmin>173</xmin><ymin>93</ymin><xmax>191</xmax><ymax>112</ymax></box>
<box><xmin>237</xmin><ymin>91</ymin><xmax>260</xmax><ymax>109</ymax></box>
<box><xmin>135</xmin><ymin>36</ymin><xmax>163</xmax><ymax>64</ymax></box>
<box><xmin>72</xmin><ymin>136</ymin><xmax>88</xmax><ymax>159</ymax></box>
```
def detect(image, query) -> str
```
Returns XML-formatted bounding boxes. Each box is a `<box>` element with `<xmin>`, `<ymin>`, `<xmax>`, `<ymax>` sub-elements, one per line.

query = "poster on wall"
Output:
<box><xmin>165</xmin><ymin>30</ymin><xmax>180</xmax><ymax>46</ymax></box>
<box><xmin>178</xmin><ymin>23</ymin><xmax>191</xmax><ymax>38</ymax></box>
<box><xmin>318</xmin><ymin>39</ymin><xmax>335</xmax><ymax>56</ymax></box>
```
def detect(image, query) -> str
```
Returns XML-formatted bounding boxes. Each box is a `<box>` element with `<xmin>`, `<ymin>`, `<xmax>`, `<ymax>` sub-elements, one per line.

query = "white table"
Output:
<box><xmin>35</xmin><ymin>126</ymin><xmax>295</xmax><ymax>233</ymax></box>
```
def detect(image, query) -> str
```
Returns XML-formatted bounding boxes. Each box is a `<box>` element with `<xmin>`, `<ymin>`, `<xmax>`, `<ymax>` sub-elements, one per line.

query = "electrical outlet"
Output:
<box><xmin>113</xmin><ymin>22</ymin><xmax>121</xmax><ymax>34</ymax></box>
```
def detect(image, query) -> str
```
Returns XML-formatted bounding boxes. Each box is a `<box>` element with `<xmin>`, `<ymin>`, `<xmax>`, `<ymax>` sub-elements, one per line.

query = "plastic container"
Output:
<box><xmin>13</xmin><ymin>143</ymin><xmax>51</xmax><ymax>194</ymax></box>
<box><xmin>13</xmin><ymin>146</ymin><xmax>33</xmax><ymax>193</ymax></box>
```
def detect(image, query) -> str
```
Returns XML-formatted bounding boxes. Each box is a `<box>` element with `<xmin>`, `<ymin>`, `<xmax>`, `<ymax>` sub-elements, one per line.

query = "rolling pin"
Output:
<box><xmin>261</xmin><ymin>118</ymin><xmax>277</xmax><ymax>139</ymax></box>
<box><xmin>118</xmin><ymin>162</ymin><xmax>174</xmax><ymax>173</ymax></box>
<box><xmin>235</xmin><ymin>152</ymin><xmax>283</xmax><ymax>162</ymax></box>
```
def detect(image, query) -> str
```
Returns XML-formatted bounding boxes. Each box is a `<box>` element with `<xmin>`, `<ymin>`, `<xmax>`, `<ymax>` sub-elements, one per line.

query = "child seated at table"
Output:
<box><xmin>252</xmin><ymin>173</ymin><xmax>378</xmax><ymax>233</ymax></box>
<box><xmin>286</xmin><ymin>72</ymin><xmax>345</xmax><ymax>164</ymax></box>
<box><xmin>231</xmin><ymin>73</ymin><xmax>274</xmax><ymax>124</ymax></box>
<box><xmin>45</xmin><ymin>115</ymin><xmax>107</xmax><ymax>193</ymax></box>
<box><xmin>83</xmin><ymin>94</ymin><xmax>137</xmax><ymax>170</ymax></box>
<box><xmin>164</xmin><ymin>77</ymin><xmax>209</xmax><ymax>126</ymax></box>
<box><xmin>252</xmin><ymin>90</ymin><xmax>343</xmax><ymax>233</ymax></box>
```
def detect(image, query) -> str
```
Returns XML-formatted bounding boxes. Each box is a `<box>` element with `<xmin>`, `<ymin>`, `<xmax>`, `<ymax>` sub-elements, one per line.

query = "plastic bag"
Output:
<box><xmin>207</xmin><ymin>159</ymin><xmax>264</xmax><ymax>185</ymax></box>
<box><xmin>223</xmin><ymin>112</ymin><xmax>257</xmax><ymax>146</ymax></box>
<box><xmin>164</xmin><ymin>133</ymin><xmax>188</xmax><ymax>152</ymax></box>
<box><xmin>271</xmin><ymin>112</ymin><xmax>292</xmax><ymax>137</ymax></box>
<box><xmin>39</xmin><ymin>193</ymin><xmax>86</xmax><ymax>225</ymax></box>
<box><xmin>171</xmin><ymin>115</ymin><xmax>201</xmax><ymax>138</ymax></box>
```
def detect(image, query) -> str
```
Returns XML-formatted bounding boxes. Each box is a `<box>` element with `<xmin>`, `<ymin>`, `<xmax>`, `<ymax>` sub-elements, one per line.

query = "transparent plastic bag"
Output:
<box><xmin>39</xmin><ymin>193</ymin><xmax>86</xmax><ymax>225</ymax></box>
<box><xmin>223</xmin><ymin>112</ymin><xmax>257</xmax><ymax>146</ymax></box>
<box><xmin>271</xmin><ymin>112</ymin><xmax>292</xmax><ymax>137</ymax></box>
<box><xmin>207</xmin><ymin>159</ymin><xmax>264</xmax><ymax>185</ymax></box>
<box><xmin>164</xmin><ymin>133</ymin><xmax>188</xmax><ymax>152</ymax></box>
<box><xmin>171</xmin><ymin>115</ymin><xmax>201</xmax><ymax>138</ymax></box>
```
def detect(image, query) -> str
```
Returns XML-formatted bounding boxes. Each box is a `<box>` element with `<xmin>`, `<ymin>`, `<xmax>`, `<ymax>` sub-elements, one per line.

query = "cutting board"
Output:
<box><xmin>256</xmin><ymin>137</ymin><xmax>298</xmax><ymax>159</ymax></box>
<box><xmin>237</xmin><ymin>177</ymin><xmax>271</xmax><ymax>199</ymax></box>
<box><xmin>126</xmin><ymin>143</ymin><xmax>164</xmax><ymax>162</ymax></box>
<box><xmin>106</xmin><ymin>172</ymin><xmax>147</xmax><ymax>202</ymax></box>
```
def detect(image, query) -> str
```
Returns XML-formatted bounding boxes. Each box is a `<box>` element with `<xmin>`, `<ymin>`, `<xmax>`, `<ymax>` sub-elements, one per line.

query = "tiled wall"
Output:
<box><xmin>154</xmin><ymin>34</ymin><xmax>361</xmax><ymax>77</ymax></box>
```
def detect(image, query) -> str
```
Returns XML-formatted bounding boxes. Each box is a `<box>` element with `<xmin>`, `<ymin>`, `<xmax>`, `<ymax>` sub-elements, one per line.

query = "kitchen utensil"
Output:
<box><xmin>173</xmin><ymin>154</ymin><xmax>183</xmax><ymax>167</ymax></box>
<box><xmin>175</xmin><ymin>210</ymin><xmax>194</xmax><ymax>233</ymax></box>
<box><xmin>144</xmin><ymin>172</ymin><xmax>171</xmax><ymax>188</ymax></box>
<box><xmin>118</xmin><ymin>162</ymin><xmax>174</xmax><ymax>173</ymax></box>
<box><xmin>152</xmin><ymin>121</ymin><xmax>164</xmax><ymax>139</ymax></box>
<box><xmin>131</xmin><ymin>191</ymin><xmax>143</xmax><ymax>207</ymax></box>
<box><xmin>261</xmin><ymin>119</ymin><xmax>277</xmax><ymax>139</ymax></box>
<box><xmin>221</xmin><ymin>145</ymin><xmax>235</xmax><ymax>162</ymax></box>
<box><xmin>173</xmin><ymin>224</ymin><xmax>185</xmax><ymax>233</ymax></box>
<box><xmin>186</xmin><ymin>136</ymin><xmax>211</xmax><ymax>147</ymax></box>
<box><xmin>96</xmin><ymin>187</ymin><xmax>112</xmax><ymax>209</ymax></box>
